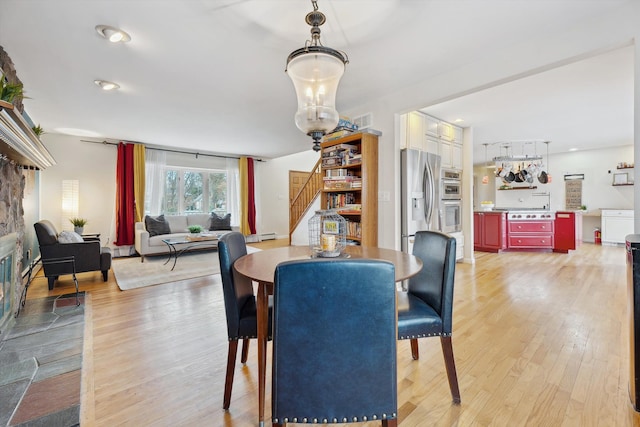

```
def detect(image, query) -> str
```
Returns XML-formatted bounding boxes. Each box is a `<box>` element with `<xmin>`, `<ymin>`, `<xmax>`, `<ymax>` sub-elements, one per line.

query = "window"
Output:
<box><xmin>161</xmin><ymin>168</ymin><xmax>227</xmax><ymax>215</ymax></box>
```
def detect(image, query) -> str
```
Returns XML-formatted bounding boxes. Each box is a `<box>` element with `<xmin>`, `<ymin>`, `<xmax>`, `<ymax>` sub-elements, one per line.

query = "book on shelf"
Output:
<box><xmin>325</xmin><ymin>168</ymin><xmax>349</xmax><ymax>177</ymax></box>
<box><xmin>323</xmin><ymin>129</ymin><xmax>354</xmax><ymax>141</ymax></box>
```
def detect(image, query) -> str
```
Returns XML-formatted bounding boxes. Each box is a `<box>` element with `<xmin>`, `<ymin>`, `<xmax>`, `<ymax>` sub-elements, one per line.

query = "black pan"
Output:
<box><xmin>504</xmin><ymin>171</ymin><xmax>515</xmax><ymax>183</ymax></box>
<box><xmin>538</xmin><ymin>170</ymin><xmax>548</xmax><ymax>184</ymax></box>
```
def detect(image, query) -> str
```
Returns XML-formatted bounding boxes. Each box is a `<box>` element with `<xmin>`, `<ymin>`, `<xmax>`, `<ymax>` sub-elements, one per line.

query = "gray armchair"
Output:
<box><xmin>34</xmin><ymin>220</ymin><xmax>112</xmax><ymax>290</ymax></box>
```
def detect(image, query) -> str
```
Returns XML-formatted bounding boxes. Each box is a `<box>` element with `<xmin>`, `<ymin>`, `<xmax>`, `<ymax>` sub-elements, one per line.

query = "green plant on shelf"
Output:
<box><xmin>32</xmin><ymin>124</ymin><xmax>44</xmax><ymax>136</ymax></box>
<box><xmin>0</xmin><ymin>73</ymin><xmax>26</xmax><ymax>103</ymax></box>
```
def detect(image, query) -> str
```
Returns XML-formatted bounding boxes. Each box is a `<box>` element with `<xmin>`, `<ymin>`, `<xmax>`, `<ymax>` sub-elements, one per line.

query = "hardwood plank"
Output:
<box><xmin>25</xmin><ymin>240</ymin><xmax>640</xmax><ymax>425</ymax></box>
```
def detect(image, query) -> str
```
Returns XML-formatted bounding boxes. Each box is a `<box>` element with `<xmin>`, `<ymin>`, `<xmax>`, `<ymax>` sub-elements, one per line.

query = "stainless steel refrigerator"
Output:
<box><xmin>401</xmin><ymin>148</ymin><xmax>441</xmax><ymax>253</ymax></box>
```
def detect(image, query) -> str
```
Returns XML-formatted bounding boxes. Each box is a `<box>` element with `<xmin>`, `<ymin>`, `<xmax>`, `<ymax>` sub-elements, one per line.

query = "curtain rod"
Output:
<box><xmin>80</xmin><ymin>139</ymin><xmax>265</xmax><ymax>162</ymax></box>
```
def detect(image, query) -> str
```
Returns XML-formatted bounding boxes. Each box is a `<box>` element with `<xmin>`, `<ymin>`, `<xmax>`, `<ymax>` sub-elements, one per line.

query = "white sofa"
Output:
<box><xmin>134</xmin><ymin>213</ymin><xmax>238</xmax><ymax>261</ymax></box>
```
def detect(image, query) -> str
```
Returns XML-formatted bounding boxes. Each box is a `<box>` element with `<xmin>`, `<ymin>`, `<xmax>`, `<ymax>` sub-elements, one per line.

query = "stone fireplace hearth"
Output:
<box><xmin>0</xmin><ymin>161</ymin><xmax>25</xmax><ymax>335</ymax></box>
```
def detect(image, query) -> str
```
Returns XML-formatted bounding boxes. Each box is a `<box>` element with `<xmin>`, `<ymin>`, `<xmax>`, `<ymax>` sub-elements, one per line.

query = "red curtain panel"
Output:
<box><xmin>114</xmin><ymin>142</ymin><xmax>136</xmax><ymax>245</ymax></box>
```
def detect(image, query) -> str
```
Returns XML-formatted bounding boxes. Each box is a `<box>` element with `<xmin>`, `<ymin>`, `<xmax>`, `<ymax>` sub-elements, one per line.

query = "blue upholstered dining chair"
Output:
<box><xmin>397</xmin><ymin>230</ymin><xmax>461</xmax><ymax>404</ymax></box>
<box><xmin>218</xmin><ymin>231</ymin><xmax>271</xmax><ymax>410</ymax></box>
<box><xmin>271</xmin><ymin>259</ymin><xmax>398</xmax><ymax>427</ymax></box>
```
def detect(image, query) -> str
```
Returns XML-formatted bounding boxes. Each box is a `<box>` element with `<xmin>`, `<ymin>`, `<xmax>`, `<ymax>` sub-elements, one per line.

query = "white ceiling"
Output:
<box><xmin>0</xmin><ymin>0</ymin><xmax>634</xmax><ymax>161</ymax></box>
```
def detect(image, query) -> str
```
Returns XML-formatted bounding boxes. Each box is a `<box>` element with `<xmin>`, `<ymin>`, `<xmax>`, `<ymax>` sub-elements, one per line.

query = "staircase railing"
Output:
<box><xmin>289</xmin><ymin>158</ymin><xmax>323</xmax><ymax>243</ymax></box>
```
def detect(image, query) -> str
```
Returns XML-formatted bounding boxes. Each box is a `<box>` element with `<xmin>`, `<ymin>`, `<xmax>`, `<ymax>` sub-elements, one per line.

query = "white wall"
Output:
<box><xmin>39</xmin><ymin>134</ymin><xmax>117</xmax><ymax>244</ymax></box>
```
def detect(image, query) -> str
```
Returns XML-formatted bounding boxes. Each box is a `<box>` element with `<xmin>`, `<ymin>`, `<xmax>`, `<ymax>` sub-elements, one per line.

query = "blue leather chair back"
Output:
<box><xmin>408</xmin><ymin>230</ymin><xmax>456</xmax><ymax>333</ymax></box>
<box><xmin>272</xmin><ymin>259</ymin><xmax>397</xmax><ymax>424</ymax></box>
<box><xmin>218</xmin><ymin>232</ymin><xmax>257</xmax><ymax>340</ymax></box>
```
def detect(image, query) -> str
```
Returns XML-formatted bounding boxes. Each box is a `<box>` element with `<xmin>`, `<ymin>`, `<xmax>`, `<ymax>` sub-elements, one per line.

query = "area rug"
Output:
<box><xmin>112</xmin><ymin>247</ymin><xmax>260</xmax><ymax>290</ymax></box>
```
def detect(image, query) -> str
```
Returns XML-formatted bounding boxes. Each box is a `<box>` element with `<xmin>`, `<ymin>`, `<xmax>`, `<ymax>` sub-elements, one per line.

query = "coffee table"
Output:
<box><xmin>161</xmin><ymin>235</ymin><xmax>219</xmax><ymax>270</ymax></box>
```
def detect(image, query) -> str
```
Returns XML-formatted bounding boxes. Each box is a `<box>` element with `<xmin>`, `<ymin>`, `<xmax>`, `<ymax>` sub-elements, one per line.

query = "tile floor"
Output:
<box><xmin>0</xmin><ymin>293</ymin><xmax>84</xmax><ymax>427</ymax></box>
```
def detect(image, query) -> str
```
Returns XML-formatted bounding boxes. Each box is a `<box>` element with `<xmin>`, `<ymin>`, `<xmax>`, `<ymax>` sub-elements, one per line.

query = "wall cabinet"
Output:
<box><xmin>402</xmin><ymin>112</ymin><xmax>463</xmax><ymax>168</ymax></box>
<box><xmin>474</xmin><ymin>211</ymin><xmax>507</xmax><ymax>252</ymax></box>
<box><xmin>406</xmin><ymin>111</ymin><xmax>425</xmax><ymax>151</ymax></box>
<box><xmin>321</xmin><ymin>131</ymin><xmax>379</xmax><ymax>247</ymax></box>
<box><xmin>601</xmin><ymin>209</ymin><xmax>634</xmax><ymax>244</ymax></box>
<box><xmin>424</xmin><ymin>114</ymin><xmax>439</xmax><ymax>137</ymax></box>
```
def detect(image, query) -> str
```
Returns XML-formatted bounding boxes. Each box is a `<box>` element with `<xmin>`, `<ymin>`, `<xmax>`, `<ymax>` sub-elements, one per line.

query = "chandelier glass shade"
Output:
<box><xmin>286</xmin><ymin>1</ymin><xmax>348</xmax><ymax>151</ymax></box>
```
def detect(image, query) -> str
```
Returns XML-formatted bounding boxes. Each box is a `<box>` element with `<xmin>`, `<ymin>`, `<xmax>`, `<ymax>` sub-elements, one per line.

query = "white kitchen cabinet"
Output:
<box><xmin>439</xmin><ymin>121</ymin><xmax>453</xmax><ymax>141</ymax></box>
<box><xmin>406</xmin><ymin>111</ymin><xmax>425</xmax><ymax>151</ymax></box>
<box><xmin>440</xmin><ymin>140</ymin><xmax>452</xmax><ymax>168</ymax></box>
<box><xmin>424</xmin><ymin>115</ymin><xmax>439</xmax><ymax>137</ymax></box>
<box><xmin>453</xmin><ymin>125</ymin><xmax>463</xmax><ymax>144</ymax></box>
<box><xmin>404</xmin><ymin>112</ymin><xmax>462</xmax><ymax>168</ymax></box>
<box><xmin>452</xmin><ymin>143</ymin><xmax>463</xmax><ymax>169</ymax></box>
<box><xmin>450</xmin><ymin>231</ymin><xmax>464</xmax><ymax>261</ymax></box>
<box><xmin>425</xmin><ymin>136</ymin><xmax>440</xmax><ymax>155</ymax></box>
<box><xmin>601</xmin><ymin>209</ymin><xmax>634</xmax><ymax>244</ymax></box>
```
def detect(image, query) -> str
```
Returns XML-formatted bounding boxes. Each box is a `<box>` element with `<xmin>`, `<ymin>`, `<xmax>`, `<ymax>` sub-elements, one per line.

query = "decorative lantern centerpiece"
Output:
<box><xmin>308</xmin><ymin>209</ymin><xmax>346</xmax><ymax>257</ymax></box>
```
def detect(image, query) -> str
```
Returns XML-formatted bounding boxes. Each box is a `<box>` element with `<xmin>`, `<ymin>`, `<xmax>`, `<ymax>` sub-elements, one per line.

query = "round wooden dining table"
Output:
<box><xmin>234</xmin><ymin>244</ymin><xmax>423</xmax><ymax>427</ymax></box>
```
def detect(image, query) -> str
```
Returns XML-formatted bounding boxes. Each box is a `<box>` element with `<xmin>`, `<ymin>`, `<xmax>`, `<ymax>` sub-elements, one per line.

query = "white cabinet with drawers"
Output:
<box><xmin>601</xmin><ymin>209</ymin><xmax>634</xmax><ymax>244</ymax></box>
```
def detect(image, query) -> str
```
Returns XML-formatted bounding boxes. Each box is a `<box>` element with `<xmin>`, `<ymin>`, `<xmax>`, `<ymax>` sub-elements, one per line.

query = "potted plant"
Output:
<box><xmin>0</xmin><ymin>73</ymin><xmax>25</xmax><ymax>109</ymax></box>
<box><xmin>70</xmin><ymin>217</ymin><xmax>88</xmax><ymax>234</ymax></box>
<box><xmin>32</xmin><ymin>124</ymin><xmax>44</xmax><ymax>137</ymax></box>
<box><xmin>187</xmin><ymin>225</ymin><xmax>203</xmax><ymax>234</ymax></box>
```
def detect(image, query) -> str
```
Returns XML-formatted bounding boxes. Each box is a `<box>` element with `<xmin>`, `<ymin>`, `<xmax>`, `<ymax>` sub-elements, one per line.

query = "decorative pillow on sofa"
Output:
<box><xmin>208</xmin><ymin>212</ymin><xmax>232</xmax><ymax>231</ymax></box>
<box><xmin>58</xmin><ymin>231</ymin><xmax>84</xmax><ymax>243</ymax></box>
<box><xmin>145</xmin><ymin>214</ymin><xmax>171</xmax><ymax>237</ymax></box>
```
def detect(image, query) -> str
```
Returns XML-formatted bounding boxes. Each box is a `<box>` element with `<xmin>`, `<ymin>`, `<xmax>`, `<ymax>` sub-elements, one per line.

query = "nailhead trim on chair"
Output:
<box><xmin>228</xmin><ymin>336</ymin><xmax>257</xmax><ymax>341</ymax></box>
<box><xmin>273</xmin><ymin>413</ymin><xmax>397</xmax><ymax>423</ymax></box>
<box><xmin>398</xmin><ymin>332</ymin><xmax>452</xmax><ymax>340</ymax></box>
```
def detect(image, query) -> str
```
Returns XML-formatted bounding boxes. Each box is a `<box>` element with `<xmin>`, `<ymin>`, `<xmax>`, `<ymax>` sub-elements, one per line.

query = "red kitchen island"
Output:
<box><xmin>474</xmin><ymin>210</ymin><xmax>582</xmax><ymax>253</ymax></box>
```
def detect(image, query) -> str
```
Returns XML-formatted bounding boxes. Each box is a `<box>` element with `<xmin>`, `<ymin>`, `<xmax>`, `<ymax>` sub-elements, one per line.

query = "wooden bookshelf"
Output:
<box><xmin>320</xmin><ymin>131</ymin><xmax>379</xmax><ymax>246</ymax></box>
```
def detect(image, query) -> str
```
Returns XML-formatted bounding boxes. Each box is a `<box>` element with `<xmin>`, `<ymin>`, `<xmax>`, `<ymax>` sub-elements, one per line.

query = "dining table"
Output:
<box><xmin>233</xmin><ymin>244</ymin><xmax>423</xmax><ymax>427</ymax></box>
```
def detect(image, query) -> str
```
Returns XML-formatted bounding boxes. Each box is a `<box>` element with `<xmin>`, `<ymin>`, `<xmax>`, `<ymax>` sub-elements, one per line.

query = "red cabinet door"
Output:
<box><xmin>483</xmin><ymin>213</ymin><xmax>506</xmax><ymax>250</ymax></box>
<box><xmin>554</xmin><ymin>212</ymin><xmax>576</xmax><ymax>252</ymax></box>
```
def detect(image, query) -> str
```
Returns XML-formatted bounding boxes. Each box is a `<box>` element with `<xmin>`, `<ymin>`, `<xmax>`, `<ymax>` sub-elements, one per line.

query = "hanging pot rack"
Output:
<box><xmin>490</xmin><ymin>140</ymin><xmax>547</xmax><ymax>162</ymax></box>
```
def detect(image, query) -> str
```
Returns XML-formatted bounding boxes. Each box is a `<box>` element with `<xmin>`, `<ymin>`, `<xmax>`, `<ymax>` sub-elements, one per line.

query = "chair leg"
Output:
<box><xmin>102</xmin><ymin>270</ymin><xmax>108</xmax><ymax>281</ymax></box>
<box><xmin>383</xmin><ymin>419</ymin><xmax>398</xmax><ymax>427</ymax></box>
<box><xmin>440</xmin><ymin>336</ymin><xmax>461</xmax><ymax>404</ymax></box>
<box><xmin>223</xmin><ymin>340</ymin><xmax>239</xmax><ymax>410</ymax></box>
<box><xmin>47</xmin><ymin>277</ymin><xmax>55</xmax><ymax>290</ymax></box>
<box><xmin>240</xmin><ymin>338</ymin><xmax>250</xmax><ymax>364</ymax></box>
<box><xmin>410</xmin><ymin>338</ymin><xmax>419</xmax><ymax>360</ymax></box>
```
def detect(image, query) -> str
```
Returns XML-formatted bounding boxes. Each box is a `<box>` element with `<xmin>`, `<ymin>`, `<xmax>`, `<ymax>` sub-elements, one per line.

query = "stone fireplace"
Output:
<box><xmin>0</xmin><ymin>160</ymin><xmax>25</xmax><ymax>333</ymax></box>
<box><xmin>0</xmin><ymin>46</ymin><xmax>56</xmax><ymax>335</ymax></box>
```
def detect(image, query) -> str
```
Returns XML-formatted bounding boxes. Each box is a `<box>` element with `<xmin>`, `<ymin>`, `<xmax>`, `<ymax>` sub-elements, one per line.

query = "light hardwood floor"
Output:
<box><xmin>26</xmin><ymin>240</ymin><xmax>640</xmax><ymax>426</ymax></box>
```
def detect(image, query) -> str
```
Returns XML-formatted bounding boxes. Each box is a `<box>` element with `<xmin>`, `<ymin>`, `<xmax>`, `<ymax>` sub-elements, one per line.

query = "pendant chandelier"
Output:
<box><xmin>286</xmin><ymin>0</ymin><xmax>349</xmax><ymax>151</ymax></box>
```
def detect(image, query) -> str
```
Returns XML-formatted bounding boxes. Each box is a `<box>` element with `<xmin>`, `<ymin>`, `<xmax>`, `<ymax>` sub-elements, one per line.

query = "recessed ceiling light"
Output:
<box><xmin>95</xmin><ymin>25</ymin><xmax>131</xmax><ymax>43</ymax></box>
<box><xmin>94</xmin><ymin>80</ymin><xmax>120</xmax><ymax>91</ymax></box>
<box><xmin>454</xmin><ymin>118</ymin><xmax>464</xmax><ymax>123</ymax></box>
<box><xmin>569</xmin><ymin>148</ymin><xmax>578</xmax><ymax>151</ymax></box>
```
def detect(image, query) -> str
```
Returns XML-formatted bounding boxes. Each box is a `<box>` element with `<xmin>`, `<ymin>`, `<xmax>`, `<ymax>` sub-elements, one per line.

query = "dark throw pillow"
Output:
<box><xmin>209</xmin><ymin>212</ymin><xmax>232</xmax><ymax>231</ymax></box>
<box><xmin>145</xmin><ymin>214</ymin><xmax>171</xmax><ymax>237</ymax></box>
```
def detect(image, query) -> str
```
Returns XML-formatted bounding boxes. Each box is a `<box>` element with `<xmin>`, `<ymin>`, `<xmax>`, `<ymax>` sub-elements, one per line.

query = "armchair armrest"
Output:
<box><xmin>40</xmin><ymin>240</ymin><xmax>102</xmax><ymax>275</ymax></box>
<box><xmin>135</xmin><ymin>222</ymin><xmax>150</xmax><ymax>255</ymax></box>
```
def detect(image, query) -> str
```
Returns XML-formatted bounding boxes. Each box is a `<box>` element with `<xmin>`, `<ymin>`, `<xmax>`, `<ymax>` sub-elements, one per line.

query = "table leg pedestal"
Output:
<box><xmin>257</xmin><ymin>281</ymin><xmax>269</xmax><ymax>427</ymax></box>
